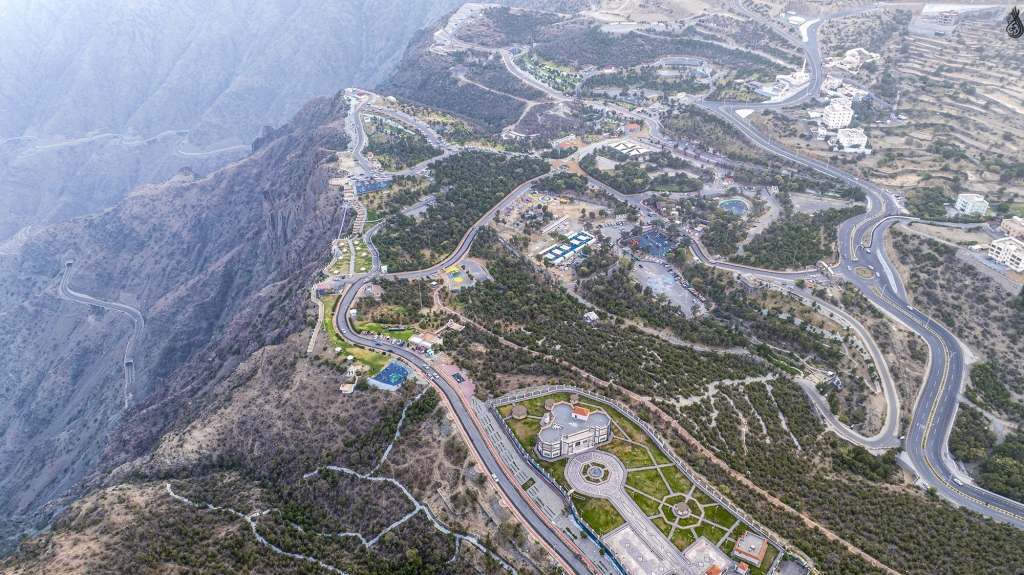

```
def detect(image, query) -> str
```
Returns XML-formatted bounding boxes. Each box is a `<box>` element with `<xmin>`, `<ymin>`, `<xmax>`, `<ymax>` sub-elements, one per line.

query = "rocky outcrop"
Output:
<box><xmin>0</xmin><ymin>93</ymin><xmax>352</xmax><ymax>550</ymax></box>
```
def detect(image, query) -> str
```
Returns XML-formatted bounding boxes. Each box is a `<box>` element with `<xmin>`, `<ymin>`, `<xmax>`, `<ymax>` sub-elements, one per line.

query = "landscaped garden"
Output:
<box><xmin>497</xmin><ymin>392</ymin><xmax>776</xmax><ymax>558</ymax></box>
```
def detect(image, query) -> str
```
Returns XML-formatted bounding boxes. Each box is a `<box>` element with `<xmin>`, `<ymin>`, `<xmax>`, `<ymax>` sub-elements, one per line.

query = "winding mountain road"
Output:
<box><xmin>59</xmin><ymin>261</ymin><xmax>144</xmax><ymax>407</ymax></box>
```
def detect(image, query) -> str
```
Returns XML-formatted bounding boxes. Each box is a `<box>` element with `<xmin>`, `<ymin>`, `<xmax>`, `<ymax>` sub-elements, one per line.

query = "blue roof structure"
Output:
<box><xmin>369</xmin><ymin>361</ymin><xmax>409</xmax><ymax>391</ymax></box>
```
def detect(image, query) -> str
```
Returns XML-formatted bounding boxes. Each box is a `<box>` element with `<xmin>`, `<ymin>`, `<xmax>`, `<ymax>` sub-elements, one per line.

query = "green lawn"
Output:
<box><xmin>652</xmin><ymin>516</ymin><xmax>672</xmax><ymax>538</ymax></box>
<box><xmin>749</xmin><ymin>543</ymin><xmax>779</xmax><ymax>575</ymax></box>
<box><xmin>505</xmin><ymin>418</ymin><xmax>539</xmax><ymax>452</ymax></box>
<box><xmin>661</xmin><ymin>503</ymin><xmax>676</xmax><ymax>522</ymax></box>
<box><xmin>676</xmin><ymin>515</ymin><xmax>701</xmax><ymax>527</ymax></box>
<box><xmin>352</xmin><ymin>241</ymin><xmax>373</xmax><ymax>273</ymax></box>
<box><xmin>664</xmin><ymin>494</ymin><xmax>685</xmax><ymax>506</ymax></box>
<box><xmin>518</xmin><ymin>393</ymin><xmax>572</xmax><ymax>417</ymax></box>
<box><xmin>583</xmin><ymin>400</ymin><xmax>671</xmax><ymax>465</ymax></box>
<box><xmin>600</xmin><ymin>438</ymin><xmax>654</xmax><ymax>469</ymax></box>
<box><xmin>662</xmin><ymin>466</ymin><xmax>693</xmax><ymax>495</ymax></box>
<box><xmin>694</xmin><ymin>522</ymin><xmax>727</xmax><ymax>545</ymax></box>
<box><xmin>498</xmin><ymin>404</ymin><xmax>514</xmax><ymax>417</ymax></box>
<box><xmin>576</xmin><ymin>495</ymin><xmax>625</xmax><ymax>536</ymax></box>
<box><xmin>703</xmin><ymin>505</ymin><xmax>737</xmax><ymax>529</ymax></box>
<box><xmin>687</xmin><ymin>498</ymin><xmax>702</xmax><ymax>517</ymax></box>
<box><xmin>625</xmin><ymin>469</ymin><xmax>669</xmax><ymax>500</ymax></box>
<box><xmin>692</xmin><ymin>489</ymin><xmax>715</xmax><ymax>505</ymax></box>
<box><xmin>629</xmin><ymin>490</ymin><xmax>661</xmax><ymax>517</ymax></box>
<box><xmin>671</xmin><ymin>528</ymin><xmax>696</xmax><ymax>551</ymax></box>
<box><xmin>354</xmin><ymin>321</ymin><xmax>414</xmax><ymax>342</ymax></box>
<box><xmin>321</xmin><ymin>296</ymin><xmax>391</xmax><ymax>376</ymax></box>
<box><xmin>537</xmin><ymin>457</ymin><xmax>569</xmax><ymax>491</ymax></box>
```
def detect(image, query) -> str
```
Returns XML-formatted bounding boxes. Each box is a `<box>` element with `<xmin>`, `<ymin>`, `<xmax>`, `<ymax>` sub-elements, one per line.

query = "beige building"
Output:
<box><xmin>955</xmin><ymin>193</ymin><xmax>989</xmax><ymax>217</ymax></box>
<box><xmin>822</xmin><ymin>97</ymin><xmax>853</xmax><ymax>129</ymax></box>
<box><xmin>536</xmin><ymin>402</ymin><xmax>611</xmax><ymax>460</ymax></box>
<box><xmin>1000</xmin><ymin>216</ymin><xmax>1024</xmax><ymax>240</ymax></box>
<box><xmin>837</xmin><ymin>127</ymin><xmax>868</xmax><ymax>151</ymax></box>
<box><xmin>989</xmin><ymin>237</ymin><xmax>1024</xmax><ymax>273</ymax></box>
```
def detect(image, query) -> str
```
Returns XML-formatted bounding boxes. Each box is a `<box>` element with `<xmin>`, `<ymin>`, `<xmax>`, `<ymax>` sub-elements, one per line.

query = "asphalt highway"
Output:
<box><xmin>332</xmin><ymin>268</ymin><xmax>593</xmax><ymax>574</ymax></box>
<box><xmin>690</xmin><ymin>1</ymin><xmax>1024</xmax><ymax>526</ymax></box>
<box><xmin>59</xmin><ymin>262</ymin><xmax>144</xmax><ymax>390</ymax></box>
<box><xmin>564</xmin><ymin>0</ymin><xmax>1024</xmax><ymax>525</ymax></box>
<box><xmin>331</xmin><ymin>1</ymin><xmax>1024</xmax><ymax>546</ymax></box>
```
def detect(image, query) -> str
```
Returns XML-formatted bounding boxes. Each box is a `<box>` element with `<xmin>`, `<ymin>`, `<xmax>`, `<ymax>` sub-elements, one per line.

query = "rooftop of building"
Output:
<box><xmin>992</xmin><ymin>236</ymin><xmax>1024</xmax><ymax>247</ymax></box>
<box><xmin>957</xmin><ymin>192</ymin><xmax>987</xmax><ymax>201</ymax></box>
<box><xmin>733</xmin><ymin>531</ymin><xmax>768</xmax><ymax>562</ymax></box>
<box><xmin>538</xmin><ymin>402</ymin><xmax>611</xmax><ymax>444</ymax></box>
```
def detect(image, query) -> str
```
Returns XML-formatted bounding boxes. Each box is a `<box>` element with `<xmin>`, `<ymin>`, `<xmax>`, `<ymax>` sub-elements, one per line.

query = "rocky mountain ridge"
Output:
<box><xmin>0</xmin><ymin>92</ymin><xmax>352</xmax><ymax>551</ymax></box>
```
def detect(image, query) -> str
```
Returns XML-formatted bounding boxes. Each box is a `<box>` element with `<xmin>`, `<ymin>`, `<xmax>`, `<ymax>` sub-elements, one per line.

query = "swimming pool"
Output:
<box><xmin>718</xmin><ymin>198</ymin><xmax>751</xmax><ymax>217</ymax></box>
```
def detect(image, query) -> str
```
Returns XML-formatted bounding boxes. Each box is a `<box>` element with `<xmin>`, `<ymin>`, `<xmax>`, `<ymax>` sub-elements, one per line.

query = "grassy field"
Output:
<box><xmin>625</xmin><ymin>469</ymin><xmax>670</xmax><ymax>500</ymax></box>
<box><xmin>351</xmin><ymin>239</ymin><xmax>373</xmax><ymax>273</ymax></box>
<box><xmin>662</xmin><ymin>465</ymin><xmax>693</xmax><ymax>494</ymax></box>
<box><xmin>652</xmin><ymin>516</ymin><xmax>672</xmax><ymax>537</ymax></box>
<box><xmin>703</xmin><ymin>505</ymin><xmax>737</xmax><ymax>528</ymax></box>
<box><xmin>630</xmin><ymin>490</ymin><xmax>661</xmax><ymax>516</ymax></box>
<box><xmin>516</xmin><ymin>393</ymin><xmax>572</xmax><ymax>417</ymax></box>
<box><xmin>575</xmin><ymin>495</ymin><xmax>625</xmax><ymax>536</ymax></box>
<box><xmin>583</xmin><ymin>399</ymin><xmax>671</xmax><ymax>465</ymax></box>
<box><xmin>601</xmin><ymin>437</ymin><xmax>654</xmax><ymax>469</ymax></box>
<box><xmin>694</xmin><ymin>522</ymin><xmax>727</xmax><ymax>545</ymax></box>
<box><xmin>672</xmin><ymin>528</ymin><xmax>696</xmax><ymax>550</ymax></box>
<box><xmin>322</xmin><ymin>295</ymin><xmax>391</xmax><ymax>376</ymax></box>
<box><xmin>354</xmin><ymin>321</ymin><xmax>414</xmax><ymax>342</ymax></box>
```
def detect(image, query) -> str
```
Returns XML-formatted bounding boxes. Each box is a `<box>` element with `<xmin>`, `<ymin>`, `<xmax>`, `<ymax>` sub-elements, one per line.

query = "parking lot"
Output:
<box><xmin>631</xmin><ymin>261</ymin><xmax>703</xmax><ymax>317</ymax></box>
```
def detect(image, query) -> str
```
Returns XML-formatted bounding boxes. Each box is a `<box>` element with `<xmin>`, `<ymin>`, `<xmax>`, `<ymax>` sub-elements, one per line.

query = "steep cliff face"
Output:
<box><xmin>0</xmin><ymin>92</ymin><xmax>352</xmax><ymax>549</ymax></box>
<box><xmin>0</xmin><ymin>0</ymin><xmax>501</xmax><ymax>241</ymax></box>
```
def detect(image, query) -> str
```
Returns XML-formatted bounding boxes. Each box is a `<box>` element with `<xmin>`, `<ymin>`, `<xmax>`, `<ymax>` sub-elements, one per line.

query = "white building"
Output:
<box><xmin>1000</xmin><ymin>216</ymin><xmax>1024</xmax><ymax>240</ymax></box>
<box><xmin>955</xmin><ymin>193</ymin><xmax>989</xmax><ymax>217</ymax></box>
<box><xmin>535</xmin><ymin>402</ymin><xmax>612</xmax><ymax>460</ymax></box>
<box><xmin>822</xmin><ymin>99</ymin><xmax>853</xmax><ymax>129</ymax></box>
<box><xmin>822</xmin><ymin>75</ymin><xmax>843</xmax><ymax>91</ymax></box>
<box><xmin>989</xmin><ymin>237</ymin><xmax>1024</xmax><ymax>273</ymax></box>
<box><xmin>836</xmin><ymin>128</ymin><xmax>868</xmax><ymax>152</ymax></box>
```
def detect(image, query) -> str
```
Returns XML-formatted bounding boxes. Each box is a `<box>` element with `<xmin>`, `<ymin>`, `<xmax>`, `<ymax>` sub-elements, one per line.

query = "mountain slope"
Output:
<box><xmin>0</xmin><ymin>91</ymin><xmax>352</xmax><ymax>550</ymax></box>
<box><xmin>0</xmin><ymin>0</ymin><xmax>515</xmax><ymax>242</ymax></box>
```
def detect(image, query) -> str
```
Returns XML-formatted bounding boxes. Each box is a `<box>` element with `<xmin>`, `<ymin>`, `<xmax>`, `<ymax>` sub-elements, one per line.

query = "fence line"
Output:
<box><xmin>490</xmin><ymin>385</ymin><xmax>806</xmax><ymax>571</ymax></box>
<box><xmin>487</xmin><ymin>403</ymin><xmax>627</xmax><ymax>575</ymax></box>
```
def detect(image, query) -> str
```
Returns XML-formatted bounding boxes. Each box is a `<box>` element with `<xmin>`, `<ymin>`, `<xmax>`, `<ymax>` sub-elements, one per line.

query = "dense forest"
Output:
<box><xmin>679</xmin><ymin>262</ymin><xmax>844</xmax><ymax>371</ymax></box>
<box><xmin>375</xmin><ymin>151</ymin><xmax>549</xmax><ymax>271</ymax></box>
<box><xmin>460</xmin><ymin>7</ymin><xmax>564</xmax><ymax>47</ymax></box>
<box><xmin>661</xmin><ymin>104</ymin><xmax>768</xmax><ymax>163</ymax></box>
<box><xmin>579</xmin><ymin>149</ymin><xmax>650</xmax><ymax>194</ymax></box>
<box><xmin>580</xmin><ymin>264</ymin><xmax>747</xmax><ymax>347</ymax></box>
<box><xmin>364</xmin><ymin>118</ymin><xmax>442</xmax><ymax>171</ymax></box>
<box><xmin>533</xmin><ymin>26</ymin><xmax>786</xmax><ymax>80</ymax></box>
<box><xmin>533</xmin><ymin>172</ymin><xmax>589</xmax><ymax>193</ymax></box>
<box><xmin>731</xmin><ymin>166</ymin><xmax>867</xmax><ymax>203</ymax></box>
<box><xmin>732</xmin><ymin>206</ymin><xmax>865</xmax><ymax>269</ymax></box>
<box><xmin>580</xmin><ymin>65</ymin><xmax>707</xmax><ymax>96</ymax></box>
<box><xmin>456</xmin><ymin>235</ymin><xmax>769</xmax><ymax>398</ymax></box>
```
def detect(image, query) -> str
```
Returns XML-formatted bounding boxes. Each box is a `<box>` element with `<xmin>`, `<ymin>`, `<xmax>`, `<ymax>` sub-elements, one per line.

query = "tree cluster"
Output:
<box><xmin>375</xmin><ymin>151</ymin><xmax>549</xmax><ymax>271</ymax></box>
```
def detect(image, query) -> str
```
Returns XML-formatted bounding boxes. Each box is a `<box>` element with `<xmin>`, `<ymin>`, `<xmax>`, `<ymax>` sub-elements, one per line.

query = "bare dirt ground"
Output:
<box><xmin>789</xmin><ymin>192</ymin><xmax>855</xmax><ymax>215</ymax></box>
<box><xmin>590</xmin><ymin>0</ymin><xmax>717</xmax><ymax>22</ymax></box>
<box><xmin>904</xmin><ymin>222</ymin><xmax>991</xmax><ymax>246</ymax></box>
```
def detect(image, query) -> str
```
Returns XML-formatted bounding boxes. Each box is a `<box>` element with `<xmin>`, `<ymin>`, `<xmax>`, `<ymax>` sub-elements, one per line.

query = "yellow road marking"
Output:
<box><xmin>869</xmin><ymin>287</ymin><xmax>1024</xmax><ymax>520</ymax></box>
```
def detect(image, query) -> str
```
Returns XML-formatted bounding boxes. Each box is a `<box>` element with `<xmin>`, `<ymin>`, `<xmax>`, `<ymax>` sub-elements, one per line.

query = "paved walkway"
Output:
<box><xmin>566</xmin><ymin>451</ymin><xmax>729</xmax><ymax>575</ymax></box>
